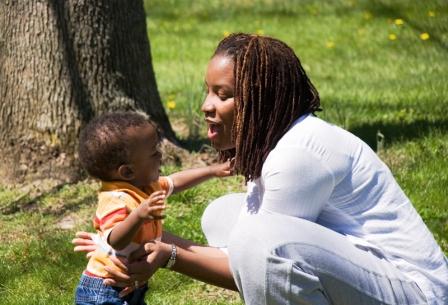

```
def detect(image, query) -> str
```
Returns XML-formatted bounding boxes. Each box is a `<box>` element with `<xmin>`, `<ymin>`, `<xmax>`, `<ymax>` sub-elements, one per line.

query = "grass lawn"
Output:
<box><xmin>0</xmin><ymin>0</ymin><xmax>447</xmax><ymax>304</ymax></box>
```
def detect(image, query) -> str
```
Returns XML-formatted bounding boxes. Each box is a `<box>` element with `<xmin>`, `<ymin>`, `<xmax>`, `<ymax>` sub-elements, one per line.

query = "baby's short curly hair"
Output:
<box><xmin>78</xmin><ymin>111</ymin><xmax>155</xmax><ymax>181</ymax></box>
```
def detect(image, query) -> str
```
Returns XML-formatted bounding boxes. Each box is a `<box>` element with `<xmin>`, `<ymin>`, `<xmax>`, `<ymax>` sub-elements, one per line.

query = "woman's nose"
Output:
<box><xmin>201</xmin><ymin>95</ymin><xmax>215</xmax><ymax>114</ymax></box>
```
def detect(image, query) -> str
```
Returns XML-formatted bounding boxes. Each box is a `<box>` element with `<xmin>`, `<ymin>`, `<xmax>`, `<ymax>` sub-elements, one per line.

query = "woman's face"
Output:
<box><xmin>202</xmin><ymin>55</ymin><xmax>236</xmax><ymax>150</ymax></box>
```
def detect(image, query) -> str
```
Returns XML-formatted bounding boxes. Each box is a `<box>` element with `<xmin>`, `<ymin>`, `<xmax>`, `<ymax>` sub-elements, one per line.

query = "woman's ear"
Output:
<box><xmin>117</xmin><ymin>164</ymin><xmax>134</xmax><ymax>181</ymax></box>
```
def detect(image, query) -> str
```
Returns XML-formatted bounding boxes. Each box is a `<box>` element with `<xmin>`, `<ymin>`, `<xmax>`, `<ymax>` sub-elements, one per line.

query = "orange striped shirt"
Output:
<box><xmin>85</xmin><ymin>177</ymin><xmax>172</xmax><ymax>278</ymax></box>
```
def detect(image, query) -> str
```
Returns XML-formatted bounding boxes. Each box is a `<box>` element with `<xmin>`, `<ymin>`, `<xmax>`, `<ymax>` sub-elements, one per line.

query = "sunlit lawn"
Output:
<box><xmin>0</xmin><ymin>1</ymin><xmax>447</xmax><ymax>304</ymax></box>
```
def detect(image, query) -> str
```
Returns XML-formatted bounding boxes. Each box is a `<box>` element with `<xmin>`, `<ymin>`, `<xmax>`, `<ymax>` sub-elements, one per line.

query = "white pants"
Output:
<box><xmin>201</xmin><ymin>194</ymin><xmax>428</xmax><ymax>305</ymax></box>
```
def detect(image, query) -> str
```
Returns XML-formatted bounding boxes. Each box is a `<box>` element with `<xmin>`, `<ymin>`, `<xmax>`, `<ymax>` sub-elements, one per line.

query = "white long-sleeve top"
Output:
<box><xmin>242</xmin><ymin>113</ymin><xmax>448</xmax><ymax>303</ymax></box>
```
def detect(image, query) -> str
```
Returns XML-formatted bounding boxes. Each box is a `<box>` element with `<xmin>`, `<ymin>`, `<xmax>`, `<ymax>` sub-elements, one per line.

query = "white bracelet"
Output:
<box><xmin>164</xmin><ymin>244</ymin><xmax>177</xmax><ymax>269</ymax></box>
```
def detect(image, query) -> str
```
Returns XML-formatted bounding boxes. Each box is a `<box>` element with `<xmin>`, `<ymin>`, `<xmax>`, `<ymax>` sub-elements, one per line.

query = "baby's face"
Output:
<box><xmin>127</xmin><ymin>123</ymin><xmax>162</xmax><ymax>189</ymax></box>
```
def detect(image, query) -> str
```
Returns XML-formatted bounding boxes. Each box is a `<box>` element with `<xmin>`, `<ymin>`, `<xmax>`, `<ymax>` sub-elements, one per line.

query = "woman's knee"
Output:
<box><xmin>201</xmin><ymin>193</ymin><xmax>245</xmax><ymax>247</ymax></box>
<box><xmin>227</xmin><ymin>213</ymin><xmax>298</xmax><ymax>280</ymax></box>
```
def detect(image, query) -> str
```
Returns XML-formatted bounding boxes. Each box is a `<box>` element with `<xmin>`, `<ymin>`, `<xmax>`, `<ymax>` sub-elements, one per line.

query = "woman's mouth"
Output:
<box><xmin>207</xmin><ymin>123</ymin><xmax>219</xmax><ymax>140</ymax></box>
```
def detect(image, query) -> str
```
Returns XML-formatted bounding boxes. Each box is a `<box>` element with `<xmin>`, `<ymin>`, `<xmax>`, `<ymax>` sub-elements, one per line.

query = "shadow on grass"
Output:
<box><xmin>39</xmin><ymin>189</ymin><xmax>96</xmax><ymax>217</ymax></box>
<box><xmin>349</xmin><ymin>118</ymin><xmax>448</xmax><ymax>151</ymax></box>
<box><xmin>0</xmin><ymin>181</ymin><xmax>96</xmax><ymax>217</ymax></box>
<box><xmin>0</xmin><ymin>183</ymin><xmax>65</xmax><ymax>215</ymax></box>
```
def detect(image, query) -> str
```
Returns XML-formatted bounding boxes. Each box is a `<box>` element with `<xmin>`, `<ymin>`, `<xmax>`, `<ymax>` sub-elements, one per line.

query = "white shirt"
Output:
<box><xmin>242</xmin><ymin>114</ymin><xmax>448</xmax><ymax>302</ymax></box>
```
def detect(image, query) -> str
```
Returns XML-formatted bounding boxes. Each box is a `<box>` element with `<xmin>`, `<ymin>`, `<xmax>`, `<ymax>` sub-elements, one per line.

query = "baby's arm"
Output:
<box><xmin>169</xmin><ymin>161</ymin><xmax>233</xmax><ymax>194</ymax></box>
<box><xmin>108</xmin><ymin>191</ymin><xmax>166</xmax><ymax>250</ymax></box>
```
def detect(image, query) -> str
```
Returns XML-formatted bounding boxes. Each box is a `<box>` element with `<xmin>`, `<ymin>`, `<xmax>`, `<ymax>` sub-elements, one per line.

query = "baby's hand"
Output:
<box><xmin>137</xmin><ymin>191</ymin><xmax>166</xmax><ymax>220</ymax></box>
<box><xmin>211</xmin><ymin>158</ymin><xmax>235</xmax><ymax>177</ymax></box>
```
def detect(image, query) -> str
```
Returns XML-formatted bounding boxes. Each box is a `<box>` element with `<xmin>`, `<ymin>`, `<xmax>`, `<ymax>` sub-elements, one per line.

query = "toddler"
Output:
<box><xmin>75</xmin><ymin>111</ymin><xmax>231</xmax><ymax>305</ymax></box>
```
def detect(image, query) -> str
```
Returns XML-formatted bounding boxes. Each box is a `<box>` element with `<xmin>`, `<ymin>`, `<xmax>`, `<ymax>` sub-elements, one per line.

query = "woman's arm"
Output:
<box><xmin>163</xmin><ymin>231</ymin><xmax>237</xmax><ymax>290</ymax></box>
<box><xmin>103</xmin><ymin>231</ymin><xmax>238</xmax><ymax>291</ymax></box>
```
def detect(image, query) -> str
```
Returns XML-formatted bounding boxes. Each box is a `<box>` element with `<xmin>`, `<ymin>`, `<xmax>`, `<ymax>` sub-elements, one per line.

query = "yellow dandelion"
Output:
<box><xmin>223</xmin><ymin>31</ymin><xmax>230</xmax><ymax>37</ymax></box>
<box><xmin>325</xmin><ymin>41</ymin><xmax>335</xmax><ymax>49</ymax></box>
<box><xmin>420</xmin><ymin>32</ymin><xmax>430</xmax><ymax>40</ymax></box>
<box><xmin>167</xmin><ymin>100</ymin><xmax>176</xmax><ymax>110</ymax></box>
<box><xmin>428</xmin><ymin>11</ymin><xmax>435</xmax><ymax>17</ymax></box>
<box><xmin>388</xmin><ymin>33</ymin><xmax>397</xmax><ymax>41</ymax></box>
<box><xmin>394</xmin><ymin>18</ymin><xmax>404</xmax><ymax>26</ymax></box>
<box><xmin>363</xmin><ymin>11</ymin><xmax>372</xmax><ymax>20</ymax></box>
<box><xmin>256</xmin><ymin>29</ymin><xmax>264</xmax><ymax>36</ymax></box>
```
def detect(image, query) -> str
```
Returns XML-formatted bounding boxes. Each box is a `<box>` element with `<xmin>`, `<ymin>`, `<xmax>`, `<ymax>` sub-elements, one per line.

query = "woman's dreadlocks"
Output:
<box><xmin>214</xmin><ymin>33</ymin><xmax>321</xmax><ymax>181</ymax></box>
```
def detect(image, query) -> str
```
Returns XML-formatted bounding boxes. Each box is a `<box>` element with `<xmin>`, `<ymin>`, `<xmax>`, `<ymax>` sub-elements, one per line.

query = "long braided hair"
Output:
<box><xmin>214</xmin><ymin>33</ymin><xmax>321</xmax><ymax>181</ymax></box>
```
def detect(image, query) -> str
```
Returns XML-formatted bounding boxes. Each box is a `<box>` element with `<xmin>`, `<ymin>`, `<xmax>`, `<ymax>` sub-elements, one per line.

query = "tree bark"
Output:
<box><xmin>0</xmin><ymin>0</ymin><xmax>175</xmax><ymax>186</ymax></box>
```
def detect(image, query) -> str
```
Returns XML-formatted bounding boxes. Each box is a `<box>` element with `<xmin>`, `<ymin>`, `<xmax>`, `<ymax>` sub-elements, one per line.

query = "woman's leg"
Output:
<box><xmin>201</xmin><ymin>193</ymin><xmax>245</xmax><ymax>249</ymax></box>
<box><xmin>228</xmin><ymin>212</ymin><xmax>428</xmax><ymax>305</ymax></box>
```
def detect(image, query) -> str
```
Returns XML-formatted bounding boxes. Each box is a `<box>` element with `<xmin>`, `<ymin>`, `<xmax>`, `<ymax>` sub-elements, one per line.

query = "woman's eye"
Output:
<box><xmin>218</xmin><ymin>91</ymin><xmax>233</xmax><ymax>101</ymax></box>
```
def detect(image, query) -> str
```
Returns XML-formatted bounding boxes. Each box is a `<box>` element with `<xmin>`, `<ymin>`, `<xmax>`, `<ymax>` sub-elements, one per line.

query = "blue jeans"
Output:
<box><xmin>75</xmin><ymin>274</ymin><xmax>148</xmax><ymax>305</ymax></box>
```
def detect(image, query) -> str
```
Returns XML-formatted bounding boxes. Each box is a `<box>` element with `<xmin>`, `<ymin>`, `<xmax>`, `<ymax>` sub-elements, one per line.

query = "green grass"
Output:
<box><xmin>148</xmin><ymin>0</ymin><xmax>448</xmax><ymax>140</ymax></box>
<box><xmin>0</xmin><ymin>176</ymin><xmax>244</xmax><ymax>305</ymax></box>
<box><xmin>1</xmin><ymin>0</ymin><xmax>447</xmax><ymax>304</ymax></box>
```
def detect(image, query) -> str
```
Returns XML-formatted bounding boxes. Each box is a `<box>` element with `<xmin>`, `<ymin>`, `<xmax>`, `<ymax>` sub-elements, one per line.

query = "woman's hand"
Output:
<box><xmin>72</xmin><ymin>231</ymin><xmax>98</xmax><ymax>258</ymax></box>
<box><xmin>103</xmin><ymin>240</ymin><xmax>172</xmax><ymax>295</ymax></box>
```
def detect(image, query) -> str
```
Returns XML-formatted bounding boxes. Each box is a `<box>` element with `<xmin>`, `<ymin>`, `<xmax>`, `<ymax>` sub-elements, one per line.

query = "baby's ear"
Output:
<box><xmin>117</xmin><ymin>164</ymin><xmax>134</xmax><ymax>180</ymax></box>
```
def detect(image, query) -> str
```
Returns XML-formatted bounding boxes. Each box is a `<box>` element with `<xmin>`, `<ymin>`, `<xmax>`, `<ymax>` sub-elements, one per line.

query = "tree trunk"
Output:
<box><xmin>0</xmin><ymin>0</ymin><xmax>176</xmax><ymax>187</ymax></box>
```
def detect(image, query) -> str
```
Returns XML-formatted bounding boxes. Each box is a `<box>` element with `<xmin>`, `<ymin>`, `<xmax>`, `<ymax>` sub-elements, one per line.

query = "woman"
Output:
<box><xmin>74</xmin><ymin>33</ymin><xmax>448</xmax><ymax>304</ymax></box>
